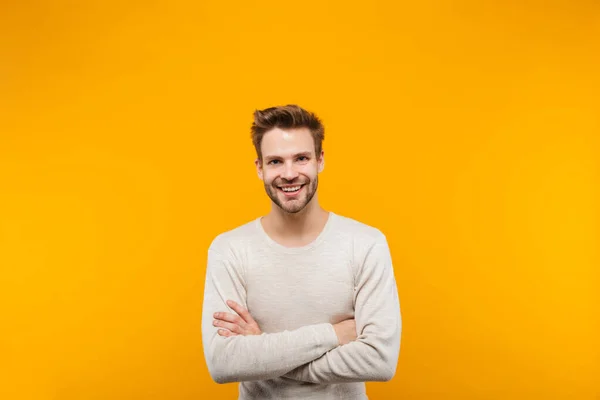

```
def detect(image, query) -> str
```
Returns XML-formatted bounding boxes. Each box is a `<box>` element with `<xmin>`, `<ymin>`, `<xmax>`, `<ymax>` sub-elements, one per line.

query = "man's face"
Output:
<box><xmin>256</xmin><ymin>127</ymin><xmax>324</xmax><ymax>214</ymax></box>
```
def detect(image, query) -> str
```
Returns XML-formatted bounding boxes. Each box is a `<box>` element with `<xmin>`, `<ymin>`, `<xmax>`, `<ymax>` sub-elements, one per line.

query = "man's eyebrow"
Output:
<box><xmin>264</xmin><ymin>152</ymin><xmax>312</xmax><ymax>160</ymax></box>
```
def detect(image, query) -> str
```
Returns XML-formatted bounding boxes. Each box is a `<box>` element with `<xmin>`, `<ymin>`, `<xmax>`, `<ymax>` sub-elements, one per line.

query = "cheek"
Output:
<box><xmin>302</xmin><ymin>165</ymin><xmax>318</xmax><ymax>179</ymax></box>
<box><xmin>262</xmin><ymin>172</ymin><xmax>276</xmax><ymax>185</ymax></box>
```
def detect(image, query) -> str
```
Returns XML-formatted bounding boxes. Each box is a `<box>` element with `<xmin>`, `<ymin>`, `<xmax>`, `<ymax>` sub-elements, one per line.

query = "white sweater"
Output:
<box><xmin>201</xmin><ymin>212</ymin><xmax>402</xmax><ymax>399</ymax></box>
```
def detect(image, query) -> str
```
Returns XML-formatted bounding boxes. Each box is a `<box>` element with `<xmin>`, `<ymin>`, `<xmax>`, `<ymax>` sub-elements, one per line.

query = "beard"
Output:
<box><xmin>264</xmin><ymin>175</ymin><xmax>318</xmax><ymax>214</ymax></box>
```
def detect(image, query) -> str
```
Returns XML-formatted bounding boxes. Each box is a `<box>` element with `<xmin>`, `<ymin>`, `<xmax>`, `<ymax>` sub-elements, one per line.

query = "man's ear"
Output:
<box><xmin>255</xmin><ymin>158</ymin><xmax>264</xmax><ymax>180</ymax></box>
<box><xmin>318</xmin><ymin>150</ymin><xmax>325</xmax><ymax>173</ymax></box>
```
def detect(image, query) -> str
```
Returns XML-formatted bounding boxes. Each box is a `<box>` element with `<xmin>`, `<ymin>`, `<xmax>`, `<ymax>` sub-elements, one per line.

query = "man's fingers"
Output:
<box><xmin>214</xmin><ymin>311</ymin><xmax>245</xmax><ymax>327</ymax></box>
<box><xmin>213</xmin><ymin>319</ymin><xmax>242</xmax><ymax>334</ymax></box>
<box><xmin>217</xmin><ymin>329</ymin><xmax>237</xmax><ymax>337</ymax></box>
<box><xmin>213</xmin><ymin>302</ymin><xmax>263</xmax><ymax>336</ymax></box>
<box><xmin>226</xmin><ymin>300</ymin><xmax>255</xmax><ymax>324</ymax></box>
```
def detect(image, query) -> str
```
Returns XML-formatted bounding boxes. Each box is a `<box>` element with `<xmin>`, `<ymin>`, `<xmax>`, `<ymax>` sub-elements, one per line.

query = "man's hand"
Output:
<box><xmin>213</xmin><ymin>300</ymin><xmax>263</xmax><ymax>337</ymax></box>
<box><xmin>333</xmin><ymin>319</ymin><xmax>357</xmax><ymax>345</ymax></box>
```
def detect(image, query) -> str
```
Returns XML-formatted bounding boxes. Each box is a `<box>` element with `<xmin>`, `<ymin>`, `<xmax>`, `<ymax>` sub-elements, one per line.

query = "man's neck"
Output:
<box><xmin>263</xmin><ymin>200</ymin><xmax>329</xmax><ymax>240</ymax></box>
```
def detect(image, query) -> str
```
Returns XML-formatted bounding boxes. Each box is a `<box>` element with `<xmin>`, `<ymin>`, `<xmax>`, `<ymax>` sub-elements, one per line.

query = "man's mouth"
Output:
<box><xmin>277</xmin><ymin>184</ymin><xmax>305</xmax><ymax>196</ymax></box>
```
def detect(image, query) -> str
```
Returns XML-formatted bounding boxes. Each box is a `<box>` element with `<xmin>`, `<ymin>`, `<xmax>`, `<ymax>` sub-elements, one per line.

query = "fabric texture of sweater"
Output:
<box><xmin>201</xmin><ymin>211</ymin><xmax>402</xmax><ymax>399</ymax></box>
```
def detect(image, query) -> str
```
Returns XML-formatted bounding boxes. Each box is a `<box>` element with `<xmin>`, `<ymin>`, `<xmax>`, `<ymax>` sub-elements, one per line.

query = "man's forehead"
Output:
<box><xmin>262</xmin><ymin>127</ymin><xmax>312</xmax><ymax>143</ymax></box>
<box><xmin>261</xmin><ymin>127</ymin><xmax>315</xmax><ymax>156</ymax></box>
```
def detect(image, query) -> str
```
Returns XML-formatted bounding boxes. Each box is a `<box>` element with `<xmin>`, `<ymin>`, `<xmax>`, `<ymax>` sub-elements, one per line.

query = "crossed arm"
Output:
<box><xmin>201</xmin><ymin>235</ymin><xmax>401</xmax><ymax>384</ymax></box>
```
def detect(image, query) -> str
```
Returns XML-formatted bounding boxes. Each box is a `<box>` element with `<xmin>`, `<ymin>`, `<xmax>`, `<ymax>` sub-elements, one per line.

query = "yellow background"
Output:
<box><xmin>1</xmin><ymin>1</ymin><xmax>598</xmax><ymax>399</ymax></box>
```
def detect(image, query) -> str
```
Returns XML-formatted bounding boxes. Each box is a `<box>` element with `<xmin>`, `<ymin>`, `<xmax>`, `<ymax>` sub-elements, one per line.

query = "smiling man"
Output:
<box><xmin>201</xmin><ymin>104</ymin><xmax>402</xmax><ymax>399</ymax></box>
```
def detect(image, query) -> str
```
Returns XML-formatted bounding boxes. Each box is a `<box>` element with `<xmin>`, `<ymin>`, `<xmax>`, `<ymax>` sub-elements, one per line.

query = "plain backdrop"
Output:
<box><xmin>1</xmin><ymin>1</ymin><xmax>598</xmax><ymax>399</ymax></box>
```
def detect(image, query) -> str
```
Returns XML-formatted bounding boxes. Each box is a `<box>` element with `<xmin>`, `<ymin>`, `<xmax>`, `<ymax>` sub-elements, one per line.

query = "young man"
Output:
<box><xmin>201</xmin><ymin>105</ymin><xmax>401</xmax><ymax>399</ymax></box>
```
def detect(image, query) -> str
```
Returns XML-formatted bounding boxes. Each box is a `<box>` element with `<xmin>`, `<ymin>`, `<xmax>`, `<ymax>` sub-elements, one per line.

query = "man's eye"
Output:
<box><xmin>268</xmin><ymin>160</ymin><xmax>280</xmax><ymax>165</ymax></box>
<box><xmin>298</xmin><ymin>156</ymin><xmax>308</xmax><ymax>161</ymax></box>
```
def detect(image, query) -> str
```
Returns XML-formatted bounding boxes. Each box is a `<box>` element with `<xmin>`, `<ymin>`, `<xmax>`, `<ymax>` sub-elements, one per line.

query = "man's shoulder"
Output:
<box><xmin>332</xmin><ymin>212</ymin><xmax>387</xmax><ymax>244</ymax></box>
<box><xmin>209</xmin><ymin>217</ymin><xmax>258</xmax><ymax>253</ymax></box>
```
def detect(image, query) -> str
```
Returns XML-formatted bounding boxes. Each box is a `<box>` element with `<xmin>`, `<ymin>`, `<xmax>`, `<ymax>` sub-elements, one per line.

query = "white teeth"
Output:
<box><xmin>281</xmin><ymin>186</ymin><xmax>301</xmax><ymax>192</ymax></box>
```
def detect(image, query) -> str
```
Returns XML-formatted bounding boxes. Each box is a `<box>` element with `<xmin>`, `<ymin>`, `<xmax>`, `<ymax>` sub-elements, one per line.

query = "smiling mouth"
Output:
<box><xmin>278</xmin><ymin>184</ymin><xmax>305</xmax><ymax>195</ymax></box>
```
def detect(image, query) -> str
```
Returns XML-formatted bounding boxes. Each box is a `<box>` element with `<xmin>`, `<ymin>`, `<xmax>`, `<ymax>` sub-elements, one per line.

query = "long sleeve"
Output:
<box><xmin>282</xmin><ymin>233</ymin><xmax>401</xmax><ymax>383</ymax></box>
<box><xmin>201</xmin><ymin>245</ymin><xmax>340</xmax><ymax>384</ymax></box>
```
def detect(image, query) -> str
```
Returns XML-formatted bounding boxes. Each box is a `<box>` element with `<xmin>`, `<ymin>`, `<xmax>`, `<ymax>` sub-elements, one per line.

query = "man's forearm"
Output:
<box><xmin>281</xmin><ymin>326</ymin><xmax>400</xmax><ymax>384</ymax></box>
<box><xmin>203</xmin><ymin>319</ymin><xmax>340</xmax><ymax>383</ymax></box>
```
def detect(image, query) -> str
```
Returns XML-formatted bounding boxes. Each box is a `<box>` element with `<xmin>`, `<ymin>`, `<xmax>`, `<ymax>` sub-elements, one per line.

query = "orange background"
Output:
<box><xmin>1</xmin><ymin>1</ymin><xmax>598</xmax><ymax>399</ymax></box>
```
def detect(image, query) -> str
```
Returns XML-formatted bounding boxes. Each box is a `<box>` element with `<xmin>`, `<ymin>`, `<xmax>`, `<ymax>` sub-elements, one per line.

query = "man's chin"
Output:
<box><xmin>277</xmin><ymin>200</ymin><xmax>309</xmax><ymax>214</ymax></box>
<box><xmin>277</xmin><ymin>203</ymin><xmax>304</xmax><ymax>214</ymax></box>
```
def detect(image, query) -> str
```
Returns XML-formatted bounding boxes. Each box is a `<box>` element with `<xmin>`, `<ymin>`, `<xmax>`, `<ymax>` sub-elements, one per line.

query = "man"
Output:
<box><xmin>201</xmin><ymin>104</ymin><xmax>401</xmax><ymax>399</ymax></box>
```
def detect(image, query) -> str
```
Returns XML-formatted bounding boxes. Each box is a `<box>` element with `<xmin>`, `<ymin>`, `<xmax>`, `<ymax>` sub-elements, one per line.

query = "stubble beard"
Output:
<box><xmin>265</xmin><ymin>176</ymin><xmax>318</xmax><ymax>214</ymax></box>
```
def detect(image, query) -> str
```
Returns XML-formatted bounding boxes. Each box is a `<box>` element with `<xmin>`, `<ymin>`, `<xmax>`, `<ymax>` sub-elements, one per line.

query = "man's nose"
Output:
<box><xmin>281</xmin><ymin>162</ymin><xmax>299</xmax><ymax>181</ymax></box>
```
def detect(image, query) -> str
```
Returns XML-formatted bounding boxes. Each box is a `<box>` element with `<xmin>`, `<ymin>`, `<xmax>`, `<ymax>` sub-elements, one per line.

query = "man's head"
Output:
<box><xmin>251</xmin><ymin>105</ymin><xmax>325</xmax><ymax>214</ymax></box>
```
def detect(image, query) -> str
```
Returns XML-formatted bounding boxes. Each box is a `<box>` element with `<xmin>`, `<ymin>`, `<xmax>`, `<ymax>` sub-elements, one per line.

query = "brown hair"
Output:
<box><xmin>251</xmin><ymin>104</ymin><xmax>324</xmax><ymax>161</ymax></box>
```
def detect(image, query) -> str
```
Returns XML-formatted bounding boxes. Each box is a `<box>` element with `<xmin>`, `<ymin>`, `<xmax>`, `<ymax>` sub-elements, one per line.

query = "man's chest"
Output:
<box><xmin>244</xmin><ymin>251</ymin><xmax>356</xmax><ymax>332</ymax></box>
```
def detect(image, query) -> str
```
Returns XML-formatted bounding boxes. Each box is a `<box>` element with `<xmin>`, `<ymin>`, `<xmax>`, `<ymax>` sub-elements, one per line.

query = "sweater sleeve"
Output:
<box><xmin>201</xmin><ymin>244</ymin><xmax>340</xmax><ymax>384</ymax></box>
<box><xmin>282</xmin><ymin>233</ymin><xmax>402</xmax><ymax>383</ymax></box>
